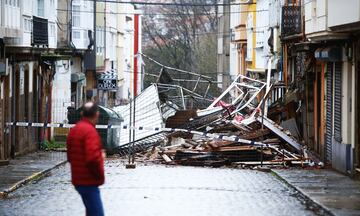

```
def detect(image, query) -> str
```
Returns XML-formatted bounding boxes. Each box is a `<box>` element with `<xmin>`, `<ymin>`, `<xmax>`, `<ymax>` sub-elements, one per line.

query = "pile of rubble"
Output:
<box><xmin>115</xmin><ymin>58</ymin><xmax>319</xmax><ymax>168</ymax></box>
<box><xmin>136</xmin><ymin>117</ymin><xmax>309</xmax><ymax>168</ymax></box>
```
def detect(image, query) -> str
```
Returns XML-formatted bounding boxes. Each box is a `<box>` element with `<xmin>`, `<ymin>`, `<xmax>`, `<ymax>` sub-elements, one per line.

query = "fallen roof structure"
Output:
<box><xmin>113</xmin><ymin>55</ymin><xmax>317</xmax><ymax>167</ymax></box>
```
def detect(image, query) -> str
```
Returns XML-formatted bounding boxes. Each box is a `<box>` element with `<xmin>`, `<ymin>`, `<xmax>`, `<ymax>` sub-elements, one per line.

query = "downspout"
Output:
<box><xmin>103</xmin><ymin>2</ymin><xmax>107</xmax><ymax>105</ymax></box>
<box><xmin>69</xmin><ymin>0</ymin><xmax>72</xmax><ymax>47</ymax></box>
<box><xmin>133</xmin><ymin>13</ymin><xmax>139</xmax><ymax>97</ymax></box>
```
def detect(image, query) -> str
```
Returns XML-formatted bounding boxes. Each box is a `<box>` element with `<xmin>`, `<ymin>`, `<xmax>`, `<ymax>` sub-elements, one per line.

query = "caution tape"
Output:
<box><xmin>5</xmin><ymin>121</ymin><xmax>271</xmax><ymax>147</ymax></box>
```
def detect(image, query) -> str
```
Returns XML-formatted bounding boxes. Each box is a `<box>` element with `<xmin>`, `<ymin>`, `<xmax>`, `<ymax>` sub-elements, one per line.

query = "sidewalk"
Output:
<box><xmin>0</xmin><ymin>151</ymin><xmax>67</xmax><ymax>198</ymax></box>
<box><xmin>273</xmin><ymin>169</ymin><xmax>360</xmax><ymax>216</ymax></box>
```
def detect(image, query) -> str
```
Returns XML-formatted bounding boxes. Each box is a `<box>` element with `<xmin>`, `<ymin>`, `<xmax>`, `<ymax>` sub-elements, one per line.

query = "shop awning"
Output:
<box><xmin>71</xmin><ymin>72</ymin><xmax>86</xmax><ymax>82</ymax></box>
<box><xmin>97</xmin><ymin>69</ymin><xmax>118</xmax><ymax>80</ymax></box>
<box><xmin>246</xmin><ymin>68</ymin><xmax>266</xmax><ymax>73</ymax></box>
<box><xmin>314</xmin><ymin>47</ymin><xmax>342</xmax><ymax>62</ymax></box>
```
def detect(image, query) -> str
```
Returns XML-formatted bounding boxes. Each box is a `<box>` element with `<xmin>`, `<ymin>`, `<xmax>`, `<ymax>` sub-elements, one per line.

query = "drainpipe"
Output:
<box><xmin>103</xmin><ymin>2</ymin><xmax>107</xmax><ymax>106</ymax></box>
<box><xmin>133</xmin><ymin>13</ymin><xmax>139</xmax><ymax>97</ymax></box>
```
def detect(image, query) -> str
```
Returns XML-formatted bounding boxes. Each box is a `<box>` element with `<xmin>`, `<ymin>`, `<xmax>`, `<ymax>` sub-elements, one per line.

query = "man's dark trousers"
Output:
<box><xmin>75</xmin><ymin>185</ymin><xmax>104</xmax><ymax>216</ymax></box>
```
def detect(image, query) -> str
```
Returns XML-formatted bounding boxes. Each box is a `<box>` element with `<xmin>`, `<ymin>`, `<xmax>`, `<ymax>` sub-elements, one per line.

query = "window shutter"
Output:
<box><xmin>333</xmin><ymin>62</ymin><xmax>342</xmax><ymax>142</ymax></box>
<box><xmin>325</xmin><ymin>62</ymin><xmax>333</xmax><ymax>162</ymax></box>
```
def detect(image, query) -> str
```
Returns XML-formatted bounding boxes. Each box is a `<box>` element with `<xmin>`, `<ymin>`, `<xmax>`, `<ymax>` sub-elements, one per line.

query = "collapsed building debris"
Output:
<box><xmin>113</xmin><ymin>57</ymin><xmax>319</xmax><ymax>168</ymax></box>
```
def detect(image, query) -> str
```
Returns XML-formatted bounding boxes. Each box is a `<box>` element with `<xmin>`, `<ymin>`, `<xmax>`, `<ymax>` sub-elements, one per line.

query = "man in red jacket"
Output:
<box><xmin>67</xmin><ymin>102</ymin><xmax>105</xmax><ymax>216</ymax></box>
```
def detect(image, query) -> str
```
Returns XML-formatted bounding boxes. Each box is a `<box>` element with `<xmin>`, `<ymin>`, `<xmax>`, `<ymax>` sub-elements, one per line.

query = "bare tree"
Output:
<box><xmin>142</xmin><ymin>0</ymin><xmax>218</xmax><ymax>78</ymax></box>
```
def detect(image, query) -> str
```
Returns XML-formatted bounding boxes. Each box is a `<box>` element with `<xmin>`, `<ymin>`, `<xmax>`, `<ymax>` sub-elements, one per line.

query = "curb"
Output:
<box><xmin>270</xmin><ymin>170</ymin><xmax>335</xmax><ymax>216</ymax></box>
<box><xmin>0</xmin><ymin>160</ymin><xmax>67</xmax><ymax>199</ymax></box>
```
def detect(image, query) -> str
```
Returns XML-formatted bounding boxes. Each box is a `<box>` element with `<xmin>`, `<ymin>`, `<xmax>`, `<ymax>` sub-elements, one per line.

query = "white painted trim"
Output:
<box><xmin>29</xmin><ymin>62</ymin><xmax>33</xmax><ymax>93</ymax></box>
<box><xmin>1</xmin><ymin>80</ymin><xmax>4</xmax><ymax>100</ymax></box>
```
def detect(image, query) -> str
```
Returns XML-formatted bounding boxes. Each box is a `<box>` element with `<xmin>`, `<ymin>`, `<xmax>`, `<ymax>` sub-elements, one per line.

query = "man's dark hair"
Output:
<box><xmin>81</xmin><ymin>102</ymin><xmax>99</xmax><ymax>118</ymax></box>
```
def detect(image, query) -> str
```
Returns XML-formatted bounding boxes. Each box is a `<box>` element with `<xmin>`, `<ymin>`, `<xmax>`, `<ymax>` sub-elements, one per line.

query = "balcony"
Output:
<box><xmin>32</xmin><ymin>16</ymin><xmax>48</xmax><ymax>47</ymax></box>
<box><xmin>281</xmin><ymin>6</ymin><xmax>302</xmax><ymax>39</ymax></box>
<box><xmin>231</xmin><ymin>25</ymin><xmax>247</xmax><ymax>43</ymax></box>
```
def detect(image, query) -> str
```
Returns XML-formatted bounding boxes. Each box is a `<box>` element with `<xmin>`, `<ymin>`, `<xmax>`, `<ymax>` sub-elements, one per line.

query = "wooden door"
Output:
<box><xmin>313</xmin><ymin>62</ymin><xmax>326</xmax><ymax>158</ymax></box>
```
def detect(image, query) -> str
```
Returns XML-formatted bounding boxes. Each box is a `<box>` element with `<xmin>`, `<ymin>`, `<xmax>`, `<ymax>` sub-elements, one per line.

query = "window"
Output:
<box><xmin>72</xmin><ymin>5</ymin><xmax>80</xmax><ymax>27</ymax></box>
<box><xmin>73</xmin><ymin>30</ymin><xmax>80</xmax><ymax>39</ymax></box>
<box><xmin>83</xmin><ymin>30</ymin><xmax>88</xmax><ymax>39</ymax></box>
<box><xmin>23</xmin><ymin>18</ymin><xmax>32</xmax><ymax>32</ymax></box>
<box><xmin>37</xmin><ymin>0</ymin><xmax>44</xmax><ymax>17</ymax></box>
<box><xmin>49</xmin><ymin>24</ymin><xmax>55</xmax><ymax>37</ymax></box>
<box><xmin>96</xmin><ymin>27</ymin><xmax>104</xmax><ymax>55</ymax></box>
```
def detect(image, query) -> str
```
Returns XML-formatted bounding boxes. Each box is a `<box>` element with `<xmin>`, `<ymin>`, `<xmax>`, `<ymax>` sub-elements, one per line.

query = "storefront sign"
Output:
<box><xmin>97</xmin><ymin>79</ymin><xmax>117</xmax><ymax>90</ymax></box>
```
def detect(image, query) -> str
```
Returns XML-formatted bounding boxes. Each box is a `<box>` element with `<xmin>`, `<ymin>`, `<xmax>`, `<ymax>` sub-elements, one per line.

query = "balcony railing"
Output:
<box><xmin>281</xmin><ymin>6</ymin><xmax>302</xmax><ymax>38</ymax></box>
<box><xmin>32</xmin><ymin>16</ymin><xmax>48</xmax><ymax>46</ymax></box>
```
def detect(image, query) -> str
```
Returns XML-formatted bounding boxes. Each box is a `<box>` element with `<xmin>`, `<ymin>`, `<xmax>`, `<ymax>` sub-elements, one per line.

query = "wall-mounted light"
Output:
<box><xmin>62</xmin><ymin>60</ymin><xmax>69</xmax><ymax>70</ymax></box>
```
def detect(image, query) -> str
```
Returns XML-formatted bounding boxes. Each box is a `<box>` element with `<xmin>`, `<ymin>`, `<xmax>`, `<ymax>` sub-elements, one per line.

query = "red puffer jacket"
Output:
<box><xmin>66</xmin><ymin>119</ymin><xmax>105</xmax><ymax>186</ymax></box>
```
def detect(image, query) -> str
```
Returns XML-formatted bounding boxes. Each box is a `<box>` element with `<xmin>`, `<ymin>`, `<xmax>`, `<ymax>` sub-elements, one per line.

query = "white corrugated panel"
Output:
<box><xmin>113</xmin><ymin>84</ymin><xmax>163</xmax><ymax>145</ymax></box>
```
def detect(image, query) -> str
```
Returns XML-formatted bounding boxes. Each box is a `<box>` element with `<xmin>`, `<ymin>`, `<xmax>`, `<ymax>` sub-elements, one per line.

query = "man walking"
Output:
<box><xmin>67</xmin><ymin>102</ymin><xmax>105</xmax><ymax>216</ymax></box>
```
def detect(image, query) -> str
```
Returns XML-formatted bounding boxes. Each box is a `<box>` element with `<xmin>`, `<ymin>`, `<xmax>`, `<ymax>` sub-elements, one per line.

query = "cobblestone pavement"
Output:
<box><xmin>0</xmin><ymin>159</ymin><xmax>325</xmax><ymax>216</ymax></box>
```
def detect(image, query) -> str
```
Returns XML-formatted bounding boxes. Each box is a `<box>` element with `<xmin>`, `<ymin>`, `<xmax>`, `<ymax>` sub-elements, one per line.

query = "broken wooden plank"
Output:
<box><xmin>161</xmin><ymin>154</ymin><xmax>172</xmax><ymax>163</ymax></box>
<box><xmin>256</xmin><ymin>116</ymin><xmax>303</xmax><ymax>152</ymax></box>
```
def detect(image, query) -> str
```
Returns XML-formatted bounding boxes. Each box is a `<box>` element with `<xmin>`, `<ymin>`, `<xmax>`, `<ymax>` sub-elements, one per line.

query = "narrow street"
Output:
<box><xmin>0</xmin><ymin>160</ymin><xmax>323</xmax><ymax>216</ymax></box>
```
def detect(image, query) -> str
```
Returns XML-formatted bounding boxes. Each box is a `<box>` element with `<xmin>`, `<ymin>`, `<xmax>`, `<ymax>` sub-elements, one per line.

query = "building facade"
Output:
<box><xmin>0</xmin><ymin>0</ymin><xmax>143</xmax><ymax>160</ymax></box>
<box><xmin>226</xmin><ymin>0</ymin><xmax>359</xmax><ymax>175</ymax></box>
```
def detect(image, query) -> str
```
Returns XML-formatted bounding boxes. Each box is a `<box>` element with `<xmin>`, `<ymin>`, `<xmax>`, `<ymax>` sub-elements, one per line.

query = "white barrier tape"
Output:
<box><xmin>5</xmin><ymin>122</ymin><xmax>271</xmax><ymax>147</ymax></box>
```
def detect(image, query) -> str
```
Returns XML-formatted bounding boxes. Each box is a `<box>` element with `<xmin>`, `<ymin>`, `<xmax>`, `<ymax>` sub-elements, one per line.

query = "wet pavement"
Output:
<box><xmin>0</xmin><ymin>152</ymin><xmax>67</xmax><ymax>193</ymax></box>
<box><xmin>0</xmin><ymin>159</ymin><xmax>327</xmax><ymax>216</ymax></box>
<box><xmin>273</xmin><ymin>169</ymin><xmax>360</xmax><ymax>216</ymax></box>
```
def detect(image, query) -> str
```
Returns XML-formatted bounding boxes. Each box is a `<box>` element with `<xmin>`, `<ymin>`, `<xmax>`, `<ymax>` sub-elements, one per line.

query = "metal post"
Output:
<box><xmin>42</xmin><ymin>96</ymin><xmax>49</xmax><ymax>149</ymax></box>
<box><xmin>264</xmin><ymin>57</ymin><xmax>272</xmax><ymax>117</ymax></box>
<box><xmin>179</xmin><ymin>87</ymin><xmax>186</xmax><ymax>110</ymax></box>
<box><xmin>261</xmin><ymin>98</ymin><xmax>265</xmax><ymax>130</ymax></box>
<box><xmin>131</xmin><ymin>96</ymin><xmax>136</xmax><ymax>164</ymax></box>
<box><xmin>128</xmin><ymin>96</ymin><xmax>132</xmax><ymax>165</ymax></box>
<box><xmin>260</xmin><ymin>145</ymin><xmax>264</xmax><ymax>167</ymax></box>
<box><xmin>10</xmin><ymin>61</ymin><xmax>15</xmax><ymax>158</ymax></box>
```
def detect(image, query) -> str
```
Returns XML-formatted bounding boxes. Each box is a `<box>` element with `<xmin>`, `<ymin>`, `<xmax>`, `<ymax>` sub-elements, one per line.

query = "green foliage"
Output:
<box><xmin>42</xmin><ymin>138</ymin><xmax>66</xmax><ymax>150</ymax></box>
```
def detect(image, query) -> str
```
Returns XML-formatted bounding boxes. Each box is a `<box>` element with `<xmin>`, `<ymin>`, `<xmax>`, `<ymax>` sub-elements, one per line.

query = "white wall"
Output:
<box><xmin>4</xmin><ymin>0</ymin><xmax>21</xmax><ymax>30</ymax></box>
<box><xmin>72</xmin><ymin>0</ymin><xmax>94</xmax><ymax>50</ymax></box>
<box><xmin>0</xmin><ymin>0</ymin><xmax>2</xmax><ymax>29</ymax></box>
<box><xmin>120</xmin><ymin>3</ymin><xmax>136</xmax><ymax>100</ymax></box>
<box><xmin>246</xmin><ymin>12</ymin><xmax>254</xmax><ymax>61</ymax></box>
<box><xmin>255</xmin><ymin>0</ymin><xmax>270</xmax><ymax>69</ymax></box>
<box><xmin>229</xmin><ymin>1</ymin><xmax>240</xmax><ymax>79</ymax></box>
<box><xmin>52</xmin><ymin>60</ymin><xmax>72</xmax><ymax>123</ymax></box>
<box><xmin>328</xmin><ymin>0</ymin><xmax>360</xmax><ymax>28</ymax></box>
<box><xmin>116</xmin><ymin>2</ymin><xmax>126</xmax><ymax>98</ymax></box>
<box><xmin>305</xmin><ymin>0</ymin><xmax>328</xmax><ymax>36</ymax></box>
<box><xmin>6</xmin><ymin>0</ymin><xmax>57</xmax><ymax>48</ymax></box>
<box><xmin>105</xmin><ymin>2</ymin><xmax>117</xmax><ymax>62</ymax></box>
<box><xmin>136</xmin><ymin>11</ymin><xmax>143</xmax><ymax>94</ymax></box>
<box><xmin>341</xmin><ymin>61</ymin><xmax>353</xmax><ymax>146</ymax></box>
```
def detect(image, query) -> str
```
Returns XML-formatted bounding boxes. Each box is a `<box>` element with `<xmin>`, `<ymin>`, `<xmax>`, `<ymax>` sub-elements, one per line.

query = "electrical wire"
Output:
<box><xmin>56</xmin><ymin>8</ymin><xmax>268</xmax><ymax>16</ymax></box>
<box><xmin>121</xmin><ymin>69</ymin><xmax>244</xmax><ymax>77</ymax></box>
<box><xmin>66</xmin><ymin>28</ymin><xmax>267</xmax><ymax>38</ymax></box>
<box><xmin>81</xmin><ymin>0</ymin><xmax>256</xmax><ymax>7</ymax></box>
